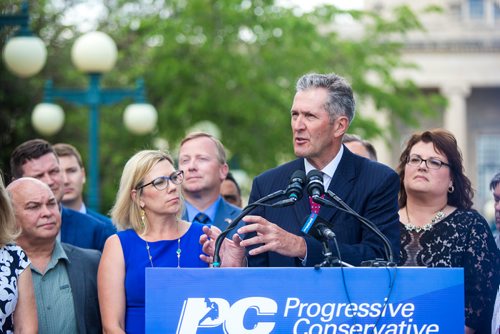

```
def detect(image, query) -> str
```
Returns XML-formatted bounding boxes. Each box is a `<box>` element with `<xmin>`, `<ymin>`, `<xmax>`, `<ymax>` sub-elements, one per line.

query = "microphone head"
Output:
<box><xmin>301</xmin><ymin>214</ymin><xmax>334</xmax><ymax>240</ymax></box>
<box><xmin>306</xmin><ymin>169</ymin><xmax>324</xmax><ymax>198</ymax></box>
<box><xmin>291</xmin><ymin>170</ymin><xmax>306</xmax><ymax>182</ymax></box>
<box><xmin>286</xmin><ymin>170</ymin><xmax>306</xmax><ymax>200</ymax></box>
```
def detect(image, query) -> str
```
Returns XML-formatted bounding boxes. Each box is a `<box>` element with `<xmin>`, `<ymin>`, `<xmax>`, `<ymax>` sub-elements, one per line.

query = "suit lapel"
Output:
<box><xmin>214</xmin><ymin>200</ymin><xmax>235</xmax><ymax>229</ymax></box>
<box><xmin>320</xmin><ymin>149</ymin><xmax>357</xmax><ymax>223</ymax></box>
<box><xmin>64</xmin><ymin>245</ymin><xmax>86</xmax><ymax>333</ymax></box>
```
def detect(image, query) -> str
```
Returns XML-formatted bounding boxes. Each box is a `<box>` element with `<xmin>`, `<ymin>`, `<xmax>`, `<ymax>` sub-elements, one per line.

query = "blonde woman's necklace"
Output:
<box><xmin>404</xmin><ymin>204</ymin><xmax>447</xmax><ymax>232</ymax></box>
<box><xmin>145</xmin><ymin>238</ymin><xmax>182</xmax><ymax>268</ymax></box>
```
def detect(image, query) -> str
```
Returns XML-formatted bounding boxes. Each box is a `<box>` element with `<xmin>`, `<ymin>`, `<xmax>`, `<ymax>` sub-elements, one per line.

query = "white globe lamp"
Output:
<box><xmin>31</xmin><ymin>103</ymin><xmax>65</xmax><ymax>135</ymax></box>
<box><xmin>71</xmin><ymin>31</ymin><xmax>117</xmax><ymax>73</ymax></box>
<box><xmin>123</xmin><ymin>103</ymin><xmax>158</xmax><ymax>135</ymax></box>
<box><xmin>2</xmin><ymin>36</ymin><xmax>47</xmax><ymax>77</ymax></box>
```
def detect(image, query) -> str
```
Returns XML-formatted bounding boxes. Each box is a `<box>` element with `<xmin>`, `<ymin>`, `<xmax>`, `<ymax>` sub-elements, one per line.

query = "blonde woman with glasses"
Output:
<box><xmin>397</xmin><ymin>129</ymin><xmax>499</xmax><ymax>334</ymax></box>
<box><xmin>98</xmin><ymin>151</ymin><xmax>208</xmax><ymax>334</ymax></box>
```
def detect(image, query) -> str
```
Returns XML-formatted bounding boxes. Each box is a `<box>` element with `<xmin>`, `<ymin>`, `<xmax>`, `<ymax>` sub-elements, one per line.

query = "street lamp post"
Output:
<box><xmin>32</xmin><ymin>31</ymin><xmax>157</xmax><ymax>211</ymax></box>
<box><xmin>1</xmin><ymin>1</ymin><xmax>47</xmax><ymax>77</ymax></box>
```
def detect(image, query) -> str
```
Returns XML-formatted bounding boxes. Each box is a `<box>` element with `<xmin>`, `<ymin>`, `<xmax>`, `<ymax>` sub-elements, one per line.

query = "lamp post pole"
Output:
<box><xmin>43</xmin><ymin>76</ymin><xmax>150</xmax><ymax>211</ymax></box>
<box><xmin>0</xmin><ymin>1</ymin><xmax>29</xmax><ymax>28</ymax></box>
<box><xmin>33</xmin><ymin>31</ymin><xmax>157</xmax><ymax>212</ymax></box>
<box><xmin>1</xmin><ymin>1</ymin><xmax>47</xmax><ymax>77</ymax></box>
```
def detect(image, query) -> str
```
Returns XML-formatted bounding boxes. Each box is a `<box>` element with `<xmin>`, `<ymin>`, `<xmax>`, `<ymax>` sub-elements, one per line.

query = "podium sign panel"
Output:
<box><xmin>146</xmin><ymin>267</ymin><xmax>463</xmax><ymax>333</ymax></box>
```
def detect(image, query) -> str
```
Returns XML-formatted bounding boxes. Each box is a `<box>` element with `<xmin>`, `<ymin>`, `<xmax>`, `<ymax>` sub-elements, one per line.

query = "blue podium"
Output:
<box><xmin>146</xmin><ymin>267</ymin><xmax>463</xmax><ymax>333</ymax></box>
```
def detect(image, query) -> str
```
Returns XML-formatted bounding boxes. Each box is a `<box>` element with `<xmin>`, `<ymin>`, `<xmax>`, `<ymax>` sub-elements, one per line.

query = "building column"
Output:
<box><xmin>440</xmin><ymin>84</ymin><xmax>471</xmax><ymax>163</ymax></box>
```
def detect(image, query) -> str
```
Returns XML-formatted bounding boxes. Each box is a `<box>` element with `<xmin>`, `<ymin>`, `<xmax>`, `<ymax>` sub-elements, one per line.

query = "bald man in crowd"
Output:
<box><xmin>7</xmin><ymin>178</ymin><xmax>102</xmax><ymax>334</ymax></box>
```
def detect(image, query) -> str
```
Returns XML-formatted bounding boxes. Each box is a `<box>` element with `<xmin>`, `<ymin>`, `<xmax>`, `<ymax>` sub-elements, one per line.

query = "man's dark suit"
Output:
<box><xmin>61</xmin><ymin>207</ymin><xmax>116</xmax><ymax>251</ymax></box>
<box><xmin>247</xmin><ymin>147</ymin><xmax>400</xmax><ymax>267</ymax></box>
<box><xmin>62</xmin><ymin>243</ymin><xmax>102</xmax><ymax>334</ymax></box>
<box><xmin>87</xmin><ymin>208</ymin><xmax>113</xmax><ymax>226</ymax></box>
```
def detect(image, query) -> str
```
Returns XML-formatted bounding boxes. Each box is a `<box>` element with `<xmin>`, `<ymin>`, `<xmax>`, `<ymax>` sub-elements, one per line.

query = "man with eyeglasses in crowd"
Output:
<box><xmin>178</xmin><ymin>132</ymin><xmax>242</xmax><ymax>235</ymax></box>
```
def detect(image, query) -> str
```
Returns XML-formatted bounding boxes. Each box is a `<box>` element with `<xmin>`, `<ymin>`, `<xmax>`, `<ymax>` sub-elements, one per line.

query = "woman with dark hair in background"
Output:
<box><xmin>397</xmin><ymin>129</ymin><xmax>499</xmax><ymax>334</ymax></box>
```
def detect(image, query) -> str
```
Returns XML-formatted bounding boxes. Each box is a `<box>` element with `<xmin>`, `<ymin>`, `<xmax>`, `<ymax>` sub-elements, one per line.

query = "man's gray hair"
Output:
<box><xmin>296</xmin><ymin>73</ymin><xmax>355</xmax><ymax>123</ymax></box>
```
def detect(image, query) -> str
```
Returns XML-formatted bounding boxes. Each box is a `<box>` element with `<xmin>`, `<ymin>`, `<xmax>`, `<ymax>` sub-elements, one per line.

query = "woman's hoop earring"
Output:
<box><xmin>448</xmin><ymin>185</ymin><xmax>455</xmax><ymax>193</ymax></box>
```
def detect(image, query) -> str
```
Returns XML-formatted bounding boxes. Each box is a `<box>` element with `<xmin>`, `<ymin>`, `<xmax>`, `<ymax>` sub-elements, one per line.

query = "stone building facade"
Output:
<box><xmin>364</xmin><ymin>0</ymin><xmax>500</xmax><ymax>219</ymax></box>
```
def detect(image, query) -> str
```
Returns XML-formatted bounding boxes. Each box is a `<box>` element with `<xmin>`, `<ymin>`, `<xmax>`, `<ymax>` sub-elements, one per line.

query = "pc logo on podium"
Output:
<box><xmin>176</xmin><ymin>297</ymin><xmax>278</xmax><ymax>334</ymax></box>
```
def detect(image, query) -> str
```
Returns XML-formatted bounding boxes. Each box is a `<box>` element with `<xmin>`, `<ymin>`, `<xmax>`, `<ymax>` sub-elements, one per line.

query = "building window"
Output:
<box><xmin>469</xmin><ymin>0</ymin><xmax>485</xmax><ymax>19</ymax></box>
<box><xmin>466</xmin><ymin>0</ymin><xmax>500</xmax><ymax>24</ymax></box>
<box><xmin>494</xmin><ymin>1</ymin><xmax>500</xmax><ymax>20</ymax></box>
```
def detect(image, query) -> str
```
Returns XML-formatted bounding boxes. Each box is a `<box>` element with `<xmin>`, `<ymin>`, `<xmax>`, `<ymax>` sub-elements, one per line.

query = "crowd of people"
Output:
<box><xmin>0</xmin><ymin>72</ymin><xmax>498</xmax><ymax>334</ymax></box>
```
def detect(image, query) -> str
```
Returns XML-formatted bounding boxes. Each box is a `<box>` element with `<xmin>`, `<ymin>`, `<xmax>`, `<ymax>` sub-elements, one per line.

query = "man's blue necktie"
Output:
<box><xmin>194</xmin><ymin>212</ymin><xmax>210</xmax><ymax>225</ymax></box>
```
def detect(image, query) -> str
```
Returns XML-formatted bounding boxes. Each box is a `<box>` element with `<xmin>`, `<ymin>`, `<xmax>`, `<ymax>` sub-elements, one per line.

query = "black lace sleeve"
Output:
<box><xmin>462</xmin><ymin>211</ymin><xmax>500</xmax><ymax>333</ymax></box>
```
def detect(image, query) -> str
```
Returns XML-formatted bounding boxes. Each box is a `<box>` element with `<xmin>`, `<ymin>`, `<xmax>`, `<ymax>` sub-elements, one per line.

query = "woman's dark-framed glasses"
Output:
<box><xmin>407</xmin><ymin>155</ymin><xmax>450</xmax><ymax>170</ymax></box>
<box><xmin>137</xmin><ymin>170</ymin><xmax>184</xmax><ymax>191</ymax></box>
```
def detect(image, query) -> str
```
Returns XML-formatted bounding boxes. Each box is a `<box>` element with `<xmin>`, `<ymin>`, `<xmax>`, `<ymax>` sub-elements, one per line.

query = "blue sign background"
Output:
<box><xmin>146</xmin><ymin>267</ymin><xmax>463</xmax><ymax>333</ymax></box>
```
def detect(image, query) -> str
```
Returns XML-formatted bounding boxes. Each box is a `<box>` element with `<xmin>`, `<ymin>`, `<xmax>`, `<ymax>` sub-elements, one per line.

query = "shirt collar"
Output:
<box><xmin>304</xmin><ymin>145</ymin><xmax>344</xmax><ymax>190</ymax></box>
<box><xmin>52</xmin><ymin>240</ymin><xmax>69</xmax><ymax>263</ymax></box>
<box><xmin>184</xmin><ymin>196</ymin><xmax>222</xmax><ymax>222</ymax></box>
<box><xmin>31</xmin><ymin>240</ymin><xmax>69</xmax><ymax>275</ymax></box>
<box><xmin>79</xmin><ymin>203</ymin><xmax>87</xmax><ymax>214</ymax></box>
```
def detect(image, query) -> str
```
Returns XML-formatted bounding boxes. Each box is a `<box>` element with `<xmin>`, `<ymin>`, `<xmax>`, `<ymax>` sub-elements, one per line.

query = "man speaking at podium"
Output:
<box><xmin>202</xmin><ymin>73</ymin><xmax>400</xmax><ymax>267</ymax></box>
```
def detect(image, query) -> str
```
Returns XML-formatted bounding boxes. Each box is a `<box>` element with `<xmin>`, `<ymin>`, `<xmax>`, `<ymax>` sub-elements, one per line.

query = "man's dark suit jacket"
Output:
<box><xmin>87</xmin><ymin>208</ymin><xmax>113</xmax><ymax>226</ymax></box>
<box><xmin>61</xmin><ymin>207</ymin><xmax>116</xmax><ymax>252</ymax></box>
<box><xmin>247</xmin><ymin>147</ymin><xmax>400</xmax><ymax>267</ymax></box>
<box><xmin>62</xmin><ymin>243</ymin><xmax>102</xmax><ymax>334</ymax></box>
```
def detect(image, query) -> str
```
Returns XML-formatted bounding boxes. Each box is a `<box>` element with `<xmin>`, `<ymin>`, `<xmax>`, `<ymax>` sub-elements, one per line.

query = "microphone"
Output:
<box><xmin>313</xmin><ymin>190</ymin><xmax>395</xmax><ymax>265</ymax></box>
<box><xmin>271</xmin><ymin>170</ymin><xmax>307</xmax><ymax>207</ymax></box>
<box><xmin>285</xmin><ymin>170</ymin><xmax>306</xmax><ymax>200</ymax></box>
<box><xmin>212</xmin><ymin>170</ymin><xmax>306</xmax><ymax>266</ymax></box>
<box><xmin>306</xmin><ymin>170</ymin><xmax>324</xmax><ymax>198</ymax></box>
<box><xmin>301</xmin><ymin>214</ymin><xmax>336</xmax><ymax>240</ymax></box>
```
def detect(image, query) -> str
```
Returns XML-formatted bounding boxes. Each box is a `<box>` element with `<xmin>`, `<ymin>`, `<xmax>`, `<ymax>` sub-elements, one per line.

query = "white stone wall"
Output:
<box><xmin>354</xmin><ymin>0</ymin><xmax>500</xmax><ymax>214</ymax></box>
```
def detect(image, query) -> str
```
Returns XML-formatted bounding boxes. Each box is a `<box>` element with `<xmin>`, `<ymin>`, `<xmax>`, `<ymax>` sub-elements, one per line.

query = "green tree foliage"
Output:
<box><xmin>0</xmin><ymin>0</ymin><xmax>445</xmax><ymax>212</ymax></box>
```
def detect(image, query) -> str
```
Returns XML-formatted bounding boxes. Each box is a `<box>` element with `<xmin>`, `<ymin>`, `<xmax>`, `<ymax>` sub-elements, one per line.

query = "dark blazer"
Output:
<box><xmin>212</xmin><ymin>199</ymin><xmax>242</xmax><ymax>232</ymax></box>
<box><xmin>87</xmin><ymin>208</ymin><xmax>113</xmax><ymax>226</ymax></box>
<box><xmin>61</xmin><ymin>207</ymin><xmax>116</xmax><ymax>251</ymax></box>
<box><xmin>182</xmin><ymin>198</ymin><xmax>242</xmax><ymax>233</ymax></box>
<box><xmin>62</xmin><ymin>243</ymin><xmax>102</xmax><ymax>334</ymax></box>
<box><xmin>247</xmin><ymin>147</ymin><xmax>400</xmax><ymax>267</ymax></box>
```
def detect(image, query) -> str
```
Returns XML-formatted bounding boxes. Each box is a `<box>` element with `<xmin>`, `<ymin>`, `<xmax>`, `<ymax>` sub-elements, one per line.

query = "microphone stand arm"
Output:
<box><xmin>314</xmin><ymin>192</ymin><xmax>395</xmax><ymax>265</ymax></box>
<box><xmin>314</xmin><ymin>238</ymin><xmax>354</xmax><ymax>269</ymax></box>
<box><xmin>212</xmin><ymin>189</ymin><xmax>285</xmax><ymax>267</ymax></box>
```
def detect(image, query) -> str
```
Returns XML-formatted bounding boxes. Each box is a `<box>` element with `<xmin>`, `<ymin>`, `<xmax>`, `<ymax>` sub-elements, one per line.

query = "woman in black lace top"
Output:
<box><xmin>397</xmin><ymin>129</ymin><xmax>499</xmax><ymax>334</ymax></box>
